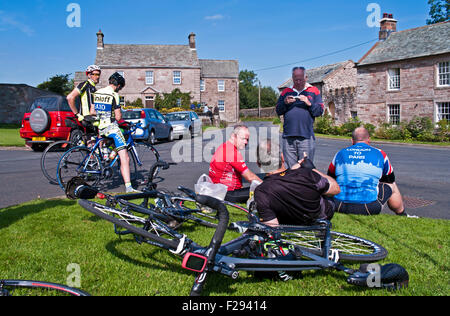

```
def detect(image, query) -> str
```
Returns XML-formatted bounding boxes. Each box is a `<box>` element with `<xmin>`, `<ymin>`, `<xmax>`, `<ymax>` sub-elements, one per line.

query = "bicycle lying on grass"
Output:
<box><xmin>0</xmin><ymin>279</ymin><xmax>90</xmax><ymax>296</ymax></box>
<box><xmin>71</xmin><ymin>174</ymin><xmax>409</xmax><ymax>296</ymax></box>
<box><xmin>56</xmin><ymin>121</ymin><xmax>160</xmax><ymax>190</ymax></box>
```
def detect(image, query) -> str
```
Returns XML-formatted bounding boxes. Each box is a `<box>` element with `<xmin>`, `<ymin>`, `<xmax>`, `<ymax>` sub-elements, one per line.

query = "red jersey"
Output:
<box><xmin>209</xmin><ymin>141</ymin><xmax>249</xmax><ymax>191</ymax></box>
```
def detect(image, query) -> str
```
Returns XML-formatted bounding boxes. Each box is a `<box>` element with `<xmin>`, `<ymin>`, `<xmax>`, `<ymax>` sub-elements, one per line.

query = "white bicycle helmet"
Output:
<box><xmin>86</xmin><ymin>65</ymin><xmax>101</xmax><ymax>75</ymax></box>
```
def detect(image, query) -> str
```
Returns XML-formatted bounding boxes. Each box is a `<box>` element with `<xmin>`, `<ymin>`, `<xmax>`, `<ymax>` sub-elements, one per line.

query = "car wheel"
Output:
<box><xmin>30</xmin><ymin>108</ymin><xmax>50</xmax><ymax>133</ymax></box>
<box><xmin>167</xmin><ymin>129</ymin><xmax>173</xmax><ymax>142</ymax></box>
<box><xmin>69</xmin><ymin>129</ymin><xmax>84</xmax><ymax>146</ymax></box>
<box><xmin>148</xmin><ymin>130</ymin><xmax>156</xmax><ymax>145</ymax></box>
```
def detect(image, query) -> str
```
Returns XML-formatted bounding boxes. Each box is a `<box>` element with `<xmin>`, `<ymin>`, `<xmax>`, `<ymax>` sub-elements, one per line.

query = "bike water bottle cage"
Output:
<box><xmin>182</xmin><ymin>253</ymin><xmax>208</xmax><ymax>273</ymax></box>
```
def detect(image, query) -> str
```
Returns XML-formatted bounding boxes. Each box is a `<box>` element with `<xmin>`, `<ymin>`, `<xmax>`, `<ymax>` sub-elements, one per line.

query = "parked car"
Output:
<box><xmin>122</xmin><ymin>108</ymin><xmax>173</xmax><ymax>144</ymax></box>
<box><xmin>20</xmin><ymin>95</ymin><xmax>84</xmax><ymax>151</ymax></box>
<box><xmin>165</xmin><ymin>111</ymin><xmax>202</xmax><ymax>139</ymax></box>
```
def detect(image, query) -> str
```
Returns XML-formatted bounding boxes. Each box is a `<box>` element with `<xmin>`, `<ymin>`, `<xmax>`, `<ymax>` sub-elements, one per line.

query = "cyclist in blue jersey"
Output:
<box><xmin>90</xmin><ymin>72</ymin><xmax>140</xmax><ymax>193</ymax></box>
<box><xmin>328</xmin><ymin>127</ymin><xmax>416</xmax><ymax>217</ymax></box>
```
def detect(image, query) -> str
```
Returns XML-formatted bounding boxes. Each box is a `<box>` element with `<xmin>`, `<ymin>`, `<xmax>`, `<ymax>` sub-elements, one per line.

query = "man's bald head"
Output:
<box><xmin>352</xmin><ymin>127</ymin><xmax>370</xmax><ymax>144</ymax></box>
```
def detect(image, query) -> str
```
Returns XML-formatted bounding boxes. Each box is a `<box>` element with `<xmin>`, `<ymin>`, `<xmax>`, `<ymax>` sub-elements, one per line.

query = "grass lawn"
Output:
<box><xmin>0</xmin><ymin>198</ymin><xmax>448</xmax><ymax>296</ymax></box>
<box><xmin>0</xmin><ymin>124</ymin><xmax>25</xmax><ymax>147</ymax></box>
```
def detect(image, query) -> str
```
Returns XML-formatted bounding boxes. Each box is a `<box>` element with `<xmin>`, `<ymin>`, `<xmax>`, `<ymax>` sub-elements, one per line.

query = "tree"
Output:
<box><xmin>154</xmin><ymin>88</ymin><xmax>192</xmax><ymax>110</ymax></box>
<box><xmin>239</xmin><ymin>69</ymin><xmax>278</xmax><ymax>109</ymax></box>
<box><xmin>426</xmin><ymin>0</ymin><xmax>449</xmax><ymax>25</ymax></box>
<box><xmin>37</xmin><ymin>74</ymin><xmax>73</xmax><ymax>96</ymax></box>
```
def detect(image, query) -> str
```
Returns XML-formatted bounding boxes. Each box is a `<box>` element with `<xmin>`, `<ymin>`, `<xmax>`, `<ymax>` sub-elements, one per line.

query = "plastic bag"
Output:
<box><xmin>194</xmin><ymin>174</ymin><xmax>228</xmax><ymax>201</ymax></box>
<box><xmin>246</xmin><ymin>180</ymin><xmax>262</xmax><ymax>208</ymax></box>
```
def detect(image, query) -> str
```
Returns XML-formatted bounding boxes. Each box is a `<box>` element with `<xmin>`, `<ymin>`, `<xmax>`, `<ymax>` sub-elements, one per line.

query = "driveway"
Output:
<box><xmin>1</xmin><ymin>121</ymin><xmax>449</xmax><ymax>220</ymax></box>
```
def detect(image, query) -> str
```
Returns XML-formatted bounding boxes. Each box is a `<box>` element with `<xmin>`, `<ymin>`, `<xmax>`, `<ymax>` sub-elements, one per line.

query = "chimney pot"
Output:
<box><xmin>379</xmin><ymin>13</ymin><xmax>397</xmax><ymax>41</ymax></box>
<box><xmin>96</xmin><ymin>30</ymin><xmax>104</xmax><ymax>49</ymax></box>
<box><xmin>188</xmin><ymin>32</ymin><xmax>196</xmax><ymax>49</ymax></box>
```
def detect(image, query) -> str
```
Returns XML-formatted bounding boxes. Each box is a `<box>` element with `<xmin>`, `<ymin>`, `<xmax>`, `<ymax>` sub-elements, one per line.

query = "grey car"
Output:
<box><xmin>165</xmin><ymin>111</ymin><xmax>202</xmax><ymax>139</ymax></box>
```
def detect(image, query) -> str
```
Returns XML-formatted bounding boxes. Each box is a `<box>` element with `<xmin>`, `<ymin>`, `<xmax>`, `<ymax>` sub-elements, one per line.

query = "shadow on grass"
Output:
<box><xmin>0</xmin><ymin>199</ymin><xmax>76</xmax><ymax>230</ymax></box>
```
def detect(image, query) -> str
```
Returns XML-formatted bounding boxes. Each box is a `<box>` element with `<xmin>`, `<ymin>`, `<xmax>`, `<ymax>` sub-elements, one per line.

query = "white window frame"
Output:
<box><xmin>173</xmin><ymin>71</ymin><xmax>182</xmax><ymax>85</ymax></box>
<box><xmin>218</xmin><ymin>100</ymin><xmax>225</xmax><ymax>112</ymax></box>
<box><xmin>436</xmin><ymin>102</ymin><xmax>450</xmax><ymax>122</ymax></box>
<box><xmin>145</xmin><ymin>71</ymin><xmax>154</xmax><ymax>85</ymax></box>
<box><xmin>388</xmin><ymin>104</ymin><xmax>400</xmax><ymax>125</ymax></box>
<box><xmin>388</xmin><ymin>68</ymin><xmax>400</xmax><ymax>91</ymax></box>
<box><xmin>218</xmin><ymin>80</ymin><xmax>225</xmax><ymax>92</ymax></box>
<box><xmin>437</xmin><ymin>62</ymin><xmax>450</xmax><ymax>87</ymax></box>
<box><xmin>200</xmin><ymin>80</ymin><xmax>205</xmax><ymax>92</ymax></box>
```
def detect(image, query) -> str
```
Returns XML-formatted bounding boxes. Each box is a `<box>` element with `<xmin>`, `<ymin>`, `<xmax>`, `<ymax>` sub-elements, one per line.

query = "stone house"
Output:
<box><xmin>356</xmin><ymin>15</ymin><xmax>450</xmax><ymax>126</ymax></box>
<box><xmin>75</xmin><ymin>31</ymin><xmax>239</xmax><ymax>123</ymax></box>
<box><xmin>278</xmin><ymin>60</ymin><xmax>357</xmax><ymax>124</ymax></box>
<box><xmin>0</xmin><ymin>84</ymin><xmax>57</xmax><ymax>124</ymax></box>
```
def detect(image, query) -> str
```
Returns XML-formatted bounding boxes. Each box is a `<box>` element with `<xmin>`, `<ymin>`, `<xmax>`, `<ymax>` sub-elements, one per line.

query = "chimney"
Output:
<box><xmin>379</xmin><ymin>13</ymin><xmax>397</xmax><ymax>41</ymax></box>
<box><xmin>188</xmin><ymin>32</ymin><xmax>196</xmax><ymax>49</ymax></box>
<box><xmin>97</xmin><ymin>29</ymin><xmax>104</xmax><ymax>49</ymax></box>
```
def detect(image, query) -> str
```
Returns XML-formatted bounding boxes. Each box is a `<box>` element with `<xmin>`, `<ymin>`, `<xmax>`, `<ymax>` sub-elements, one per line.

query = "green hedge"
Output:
<box><xmin>314</xmin><ymin>115</ymin><xmax>450</xmax><ymax>142</ymax></box>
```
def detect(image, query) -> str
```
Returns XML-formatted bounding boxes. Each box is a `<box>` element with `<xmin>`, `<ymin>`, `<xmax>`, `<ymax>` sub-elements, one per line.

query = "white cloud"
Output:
<box><xmin>0</xmin><ymin>11</ymin><xmax>35</xmax><ymax>36</ymax></box>
<box><xmin>204</xmin><ymin>14</ymin><xmax>225</xmax><ymax>21</ymax></box>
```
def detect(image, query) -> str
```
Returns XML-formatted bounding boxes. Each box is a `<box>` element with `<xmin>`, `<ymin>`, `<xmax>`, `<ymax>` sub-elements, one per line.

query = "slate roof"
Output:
<box><xmin>358</xmin><ymin>21</ymin><xmax>450</xmax><ymax>66</ymax></box>
<box><xmin>278</xmin><ymin>61</ymin><xmax>351</xmax><ymax>89</ymax></box>
<box><xmin>200</xmin><ymin>59</ymin><xmax>239</xmax><ymax>78</ymax></box>
<box><xmin>95</xmin><ymin>44</ymin><xmax>200</xmax><ymax>68</ymax></box>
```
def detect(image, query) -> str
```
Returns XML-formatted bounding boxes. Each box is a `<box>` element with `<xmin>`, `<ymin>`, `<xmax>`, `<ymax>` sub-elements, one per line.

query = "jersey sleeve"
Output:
<box><xmin>230</xmin><ymin>150</ymin><xmax>249</xmax><ymax>174</ymax></box>
<box><xmin>380</xmin><ymin>150</ymin><xmax>396</xmax><ymax>183</ymax></box>
<box><xmin>327</xmin><ymin>153</ymin><xmax>337</xmax><ymax>178</ymax></box>
<box><xmin>112</xmin><ymin>92</ymin><xmax>121</xmax><ymax>110</ymax></box>
<box><xmin>76</xmin><ymin>81</ymin><xmax>88</xmax><ymax>94</ymax></box>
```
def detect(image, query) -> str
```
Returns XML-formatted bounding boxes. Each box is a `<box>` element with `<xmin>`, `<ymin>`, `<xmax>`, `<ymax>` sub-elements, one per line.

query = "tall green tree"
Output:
<box><xmin>426</xmin><ymin>0</ymin><xmax>449</xmax><ymax>24</ymax></box>
<box><xmin>239</xmin><ymin>70</ymin><xmax>278</xmax><ymax>109</ymax></box>
<box><xmin>37</xmin><ymin>74</ymin><xmax>73</xmax><ymax>96</ymax></box>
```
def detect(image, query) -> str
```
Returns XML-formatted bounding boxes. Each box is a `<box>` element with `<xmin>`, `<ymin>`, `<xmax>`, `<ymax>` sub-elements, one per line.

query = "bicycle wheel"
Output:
<box><xmin>41</xmin><ymin>140</ymin><xmax>73</xmax><ymax>185</ymax></box>
<box><xmin>57</xmin><ymin>147</ymin><xmax>102</xmax><ymax>189</ymax></box>
<box><xmin>129</xmin><ymin>143</ymin><xmax>160</xmax><ymax>188</ymax></box>
<box><xmin>0</xmin><ymin>280</ymin><xmax>90</xmax><ymax>296</ymax></box>
<box><xmin>277</xmin><ymin>226</ymin><xmax>388</xmax><ymax>263</ymax></box>
<box><xmin>79</xmin><ymin>200</ymin><xmax>181</xmax><ymax>251</ymax></box>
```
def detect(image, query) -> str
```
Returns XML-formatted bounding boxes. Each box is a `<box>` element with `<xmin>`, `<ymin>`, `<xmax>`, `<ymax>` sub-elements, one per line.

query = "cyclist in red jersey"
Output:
<box><xmin>209</xmin><ymin>125</ymin><xmax>262</xmax><ymax>203</ymax></box>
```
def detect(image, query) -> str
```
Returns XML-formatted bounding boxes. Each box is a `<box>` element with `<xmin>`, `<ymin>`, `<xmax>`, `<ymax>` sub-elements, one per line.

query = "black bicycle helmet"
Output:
<box><xmin>109</xmin><ymin>72</ymin><xmax>125</xmax><ymax>88</ymax></box>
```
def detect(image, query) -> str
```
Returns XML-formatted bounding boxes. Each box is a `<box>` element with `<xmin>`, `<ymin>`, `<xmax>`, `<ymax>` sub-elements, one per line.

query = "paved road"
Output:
<box><xmin>1</xmin><ymin>121</ymin><xmax>449</xmax><ymax>219</ymax></box>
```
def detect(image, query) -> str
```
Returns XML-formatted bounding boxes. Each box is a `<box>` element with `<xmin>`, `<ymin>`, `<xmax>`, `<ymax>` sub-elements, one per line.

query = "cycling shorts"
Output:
<box><xmin>100</xmin><ymin>124</ymin><xmax>127</xmax><ymax>151</ymax></box>
<box><xmin>333</xmin><ymin>183</ymin><xmax>393</xmax><ymax>216</ymax></box>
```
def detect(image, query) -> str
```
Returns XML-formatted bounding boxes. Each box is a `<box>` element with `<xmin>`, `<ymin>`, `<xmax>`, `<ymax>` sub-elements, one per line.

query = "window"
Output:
<box><xmin>218</xmin><ymin>100</ymin><xmax>225</xmax><ymax>112</ymax></box>
<box><xmin>388</xmin><ymin>104</ymin><xmax>400</xmax><ymax>125</ymax></box>
<box><xmin>438</xmin><ymin>62</ymin><xmax>450</xmax><ymax>86</ymax></box>
<box><xmin>388</xmin><ymin>68</ymin><xmax>400</xmax><ymax>90</ymax></box>
<box><xmin>173</xmin><ymin>71</ymin><xmax>181</xmax><ymax>85</ymax></box>
<box><xmin>218</xmin><ymin>80</ymin><xmax>225</xmax><ymax>92</ymax></box>
<box><xmin>145</xmin><ymin>71</ymin><xmax>154</xmax><ymax>85</ymax></box>
<box><xmin>436</xmin><ymin>102</ymin><xmax>450</xmax><ymax>122</ymax></box>
<box><xmin>200</xmin><ymin>80</ymin><xmax>205</xmax><ymax>91</ymax></box>
<box><xmin>351</xmin><ymin>111</ymin><xmax>358</xmax><ymax>119</ymax></box>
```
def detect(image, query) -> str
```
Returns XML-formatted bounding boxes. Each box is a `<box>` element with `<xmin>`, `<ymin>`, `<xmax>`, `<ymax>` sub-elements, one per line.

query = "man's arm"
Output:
<box><xmin>242</xmin><ymin>169</ymin><xmax>263</xmax><ymax>184</ymax></box>
<box><xmin>67</xmin><ymin>89</ymin><xmax>81</xmax><ymax>115</ymax></box>
<box><xmin>307</xmin><ymin>88</ymin><xmax>324</xmax><ymax>118</ymax></box>
<box><xmin>313</xmin><ymin>169</ymin><xmax>340</xmax><ymax>196</ymax></box>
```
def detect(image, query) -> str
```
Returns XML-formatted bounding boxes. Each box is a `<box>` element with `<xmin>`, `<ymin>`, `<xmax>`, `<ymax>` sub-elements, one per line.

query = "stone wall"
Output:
<box><xmin>200</xmin><ymin>78</ymin><xmax>239</xmax><ymax>122</ymax></box>
<box><xmin>239</xmin><ymin>107</ymin><xmax>277</xmax><ymax>118</ymax></box>
<box><xmin>356</xmin><ymin>53</ymin><xmax>450</xmax><ymax>125</ymax></box>
<box><xmin>0</xmin><ymin>84</ymin><xmax>57</xmax><ymax>124</ymax></box>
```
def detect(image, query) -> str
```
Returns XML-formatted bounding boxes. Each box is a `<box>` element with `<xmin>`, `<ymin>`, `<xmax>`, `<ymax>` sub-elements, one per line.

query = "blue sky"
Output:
<box><xmin>0</xmin><ymin>0</ymin><xmax>430</xmax><ymax>90</ymax></box>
